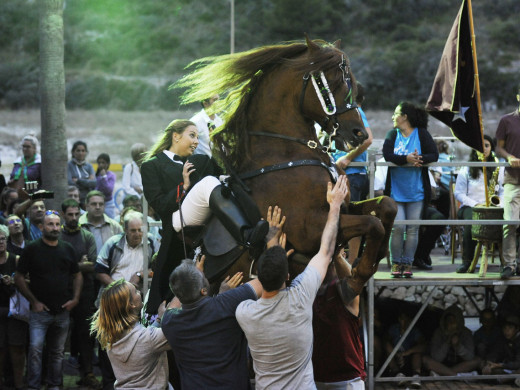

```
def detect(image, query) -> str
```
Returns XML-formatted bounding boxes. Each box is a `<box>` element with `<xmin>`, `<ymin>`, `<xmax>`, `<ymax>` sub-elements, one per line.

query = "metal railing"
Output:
<box><xmin>140</xmin><ymin>154</ymin><xmax>520</xmax><ymax>389</ymax></box>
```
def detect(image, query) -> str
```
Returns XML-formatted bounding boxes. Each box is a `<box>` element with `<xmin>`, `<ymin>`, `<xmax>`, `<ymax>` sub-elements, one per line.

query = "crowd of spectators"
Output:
<box><xmin>0</xmin><ymin>86</ymin><xmax>519</xmax><ymax>389</ymax></box>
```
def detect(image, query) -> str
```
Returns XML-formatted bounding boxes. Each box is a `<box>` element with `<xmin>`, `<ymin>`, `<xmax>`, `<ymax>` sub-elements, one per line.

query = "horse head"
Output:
<box><xmin>174</xmin><ymin>37</ymin><xmax>368</xmax><ymax>169</ymax></box>
<box><xmin>301</xmin><ymin>36</ymin><xmax>368</xmax><ymax>150</ymax></box>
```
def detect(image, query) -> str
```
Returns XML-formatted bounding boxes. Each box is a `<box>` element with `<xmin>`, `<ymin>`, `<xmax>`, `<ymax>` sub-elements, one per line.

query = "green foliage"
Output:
<box><xmin>0</xmin><ymin>60</ymin><xmax>39</xmax><ymax>109</ymax></box>
<box><xmin>1</xmin><ymin>0</ymin><xmax>519</xmax><ymax>110</ymax></box>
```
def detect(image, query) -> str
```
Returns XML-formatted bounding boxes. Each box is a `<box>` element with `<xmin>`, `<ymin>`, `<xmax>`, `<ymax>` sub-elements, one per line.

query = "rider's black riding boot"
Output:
<box><xmin>209</xmin><ymin>186</ymin><xmax>269</xmax><ymax>247</ymax></box>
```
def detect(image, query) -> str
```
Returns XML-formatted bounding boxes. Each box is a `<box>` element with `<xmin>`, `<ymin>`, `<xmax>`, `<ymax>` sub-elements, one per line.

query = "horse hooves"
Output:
<box><xmin>338</xmin><ymin>278</ymin><xmax>359</xmax><ymax>305</ymax></box>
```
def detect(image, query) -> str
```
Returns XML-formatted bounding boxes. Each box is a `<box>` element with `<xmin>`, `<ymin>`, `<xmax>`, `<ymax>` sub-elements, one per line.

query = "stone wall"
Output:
<box><xmin>376</xmin><ymin>284</ymin><xmax>508</xmax><ymax>316</ymax></box>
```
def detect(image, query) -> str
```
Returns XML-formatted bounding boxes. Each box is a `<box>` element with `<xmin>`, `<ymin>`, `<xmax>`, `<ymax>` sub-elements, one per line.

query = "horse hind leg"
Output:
<box><xmin>348</xmin><ymin>196</ymin><xmax>397</xmax><ymax>261</ymax></box>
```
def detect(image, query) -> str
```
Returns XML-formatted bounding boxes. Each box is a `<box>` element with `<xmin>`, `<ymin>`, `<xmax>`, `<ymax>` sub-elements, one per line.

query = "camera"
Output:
<box><xmin>30</xmin><ymin>191</ymin><xmax>54</xmax><ymax>200</ymax></box>
<box><xmin>25</xmin><ymin>182</ymin><xmax>54</xmax><ymax>200</ymax></box>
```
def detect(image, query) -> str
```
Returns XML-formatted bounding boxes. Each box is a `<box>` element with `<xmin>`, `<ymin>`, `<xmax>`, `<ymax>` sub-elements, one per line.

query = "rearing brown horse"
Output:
<box><xmin>176</xmin><ymin>36</ymin><xmax>397</xmax><ymax>299</ymax></box>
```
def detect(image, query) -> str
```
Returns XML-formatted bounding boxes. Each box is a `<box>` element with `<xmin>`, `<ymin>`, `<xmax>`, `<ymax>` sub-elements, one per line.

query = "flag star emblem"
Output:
<box><xmin>452</xmin><ymin>106</ymin><xmax>469</xmax><ymax>123</ymax></box>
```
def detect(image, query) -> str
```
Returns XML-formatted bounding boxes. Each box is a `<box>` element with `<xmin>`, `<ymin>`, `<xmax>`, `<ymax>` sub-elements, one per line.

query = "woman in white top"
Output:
<box><xmin>454</xmin><ymin>135</ymin><xmax>504</xmax><ymax>273</ymax></box>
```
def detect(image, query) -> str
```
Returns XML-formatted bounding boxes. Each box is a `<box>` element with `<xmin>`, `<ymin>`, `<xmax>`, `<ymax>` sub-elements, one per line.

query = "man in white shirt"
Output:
<box><xmin>236</xmin><ymin>176</ymin><xmax>349</xmax><ymax>390</ymax></box>
<box><xmin>189</xmin><ymin>94</ymin><xmax>223</xmax><ymax>157</ymax></box>
<box><xmin>122</xmin><ymin>143</ymin><xmax>146</xmax><ymax>198</ymax></box>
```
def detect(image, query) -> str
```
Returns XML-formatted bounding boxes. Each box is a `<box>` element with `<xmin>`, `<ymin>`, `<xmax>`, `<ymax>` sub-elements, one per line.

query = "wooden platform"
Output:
<box><xmin>377</xmin><ymin>380</ymin><xmax>518</xmax><ymax>389</ymax></box>
<box><xmin>366</xmin><ymin>246</ymin><xmax>520</xmax><ymax>390</ymax></box>
<box><xmin>374</xmin><ymin>246</ymin><xmax>516</xmax><ymax>283</ymax></box>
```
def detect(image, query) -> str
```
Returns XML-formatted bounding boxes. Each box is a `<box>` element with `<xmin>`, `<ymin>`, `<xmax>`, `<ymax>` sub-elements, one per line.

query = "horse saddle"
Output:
<box><xmin>177</xmin><ymin>180</ymin><xmax>263</xmax><ymax>282</ymax></box>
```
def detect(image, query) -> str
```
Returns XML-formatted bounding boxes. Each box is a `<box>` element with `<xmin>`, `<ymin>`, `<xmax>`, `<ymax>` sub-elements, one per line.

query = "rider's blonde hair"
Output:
<box><xmin>144</xmin><ymin>119</ymin><xmax>195</xmax><ymax>161</ymax></box>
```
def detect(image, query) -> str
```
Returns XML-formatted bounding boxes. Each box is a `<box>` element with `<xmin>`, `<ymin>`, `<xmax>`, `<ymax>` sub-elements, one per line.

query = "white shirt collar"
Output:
<box><xmin>163</xmin><ymin>150</ymin><xmax>183</xmax><ymax>165</ymax></box>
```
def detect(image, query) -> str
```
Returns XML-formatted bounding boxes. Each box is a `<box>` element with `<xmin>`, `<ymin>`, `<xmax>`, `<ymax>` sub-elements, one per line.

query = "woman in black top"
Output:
<box><xmin>141</xmin><ymin>119</ymin><xmax>267</xmax><ymax>313</ymax></box>
<box><xmin>0</xmin><ymin>225</ymin><xmax>27</xmax><ymax>390</ymax></box>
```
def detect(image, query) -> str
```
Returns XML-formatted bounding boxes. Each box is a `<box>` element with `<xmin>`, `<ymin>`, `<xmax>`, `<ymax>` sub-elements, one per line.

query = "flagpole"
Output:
<box><xmin>466</xmin><ymin>0</ymin><xmax>490</xmax><ymax>206</ymax></box>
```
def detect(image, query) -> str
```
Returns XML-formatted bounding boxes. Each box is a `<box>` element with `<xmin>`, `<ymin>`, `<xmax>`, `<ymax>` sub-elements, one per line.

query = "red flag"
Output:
<box><xmin>426</xmin><ymin>0</ymin><xmax>483</xmax><ymax>152</ymax></box>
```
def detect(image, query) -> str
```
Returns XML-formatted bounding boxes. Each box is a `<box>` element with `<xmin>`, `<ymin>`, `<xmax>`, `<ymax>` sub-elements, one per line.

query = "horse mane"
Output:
<box><xmin>174</xmin><ymin>39</ymin><xmax>349</xmax><ymax>170</ymax></box>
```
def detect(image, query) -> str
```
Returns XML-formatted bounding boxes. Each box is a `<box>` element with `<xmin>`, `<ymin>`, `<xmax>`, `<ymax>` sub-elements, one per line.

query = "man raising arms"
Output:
<box><xmin>236</xmin><ymin>175</ymin><xmax>349</xmax><ymax>389</ymax></box>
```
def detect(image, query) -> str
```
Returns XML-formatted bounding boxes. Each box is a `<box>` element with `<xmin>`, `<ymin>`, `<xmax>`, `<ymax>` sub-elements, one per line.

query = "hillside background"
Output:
<box><xmin>1</xmin><ymin>0</ymin><xmax>519</xmax><ymax>170</ymax></box>
<box><xmin>1</xmin><ymin>0</ymin><xmax>520</xmax><ymax>111</ymax></box>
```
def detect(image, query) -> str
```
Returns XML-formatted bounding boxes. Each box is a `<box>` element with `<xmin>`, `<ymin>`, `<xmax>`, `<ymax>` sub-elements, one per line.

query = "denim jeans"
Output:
<box><xmin>390</xmin><ymin>201</ymin><xmax>423</xmax><ymax>265</ymax></box>
<box><xmin>27</xmin><ymin>310</ymin><xmax>70</xmax><ymax>390</ymax></box>
<box><xmin>347</xmin><ymin>173</ymin><xmax>368</xmax><ymax>202</ymax></box>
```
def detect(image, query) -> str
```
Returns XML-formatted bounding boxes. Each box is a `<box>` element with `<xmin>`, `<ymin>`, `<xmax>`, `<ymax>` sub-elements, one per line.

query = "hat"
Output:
<box><xmin>504</xmin><ymin>315</ymin><xmax>520</xmax><ymax>327</ymax></box>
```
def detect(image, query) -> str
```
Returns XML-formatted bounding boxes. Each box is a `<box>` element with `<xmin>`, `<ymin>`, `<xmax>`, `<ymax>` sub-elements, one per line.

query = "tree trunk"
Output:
<box><xmin>39</xmin><ymin>0</ymin><xmax>66</xmax><ymax>210</ymax></box>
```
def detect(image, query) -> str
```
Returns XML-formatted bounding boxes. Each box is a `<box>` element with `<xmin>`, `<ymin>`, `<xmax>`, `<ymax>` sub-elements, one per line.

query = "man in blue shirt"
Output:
<box><xmin>161</xmin><ymin>259</ymin><xmax>262</xmax><ymax>389</ymax></box>
<box><xmin>335</xmin><ymin>83</ymin><xmax>373</xmax><ymax>264</ymax></box>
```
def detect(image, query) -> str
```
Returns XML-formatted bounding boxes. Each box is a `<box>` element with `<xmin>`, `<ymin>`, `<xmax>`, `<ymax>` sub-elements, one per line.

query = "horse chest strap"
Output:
<box><xmin>239</xmin><ymin>159</ymin><xmax>336</xmax><ymax>181</ymax></box>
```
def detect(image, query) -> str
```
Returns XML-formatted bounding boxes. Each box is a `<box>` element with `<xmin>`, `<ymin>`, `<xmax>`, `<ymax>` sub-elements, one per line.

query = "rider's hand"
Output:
<box><xmin>182</xmin><ymin>161</ymin><xmax>196</xmax><ymax>190</ymax></box>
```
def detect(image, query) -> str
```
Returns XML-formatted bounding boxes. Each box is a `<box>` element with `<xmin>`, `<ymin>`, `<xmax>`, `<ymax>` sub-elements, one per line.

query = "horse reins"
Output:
<box><xmin>238</xmin><ymin>158</ymin><xmax>338</xmax><ymax>183</ymax></box>
<box><xmin>248</xmin><ymin>131</ymin><xmax>332</xmax><ymax>154</ymax></box>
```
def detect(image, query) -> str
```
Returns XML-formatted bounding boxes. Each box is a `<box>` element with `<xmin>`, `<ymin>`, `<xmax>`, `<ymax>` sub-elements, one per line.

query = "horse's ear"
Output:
<box><xmin>304</xmin><ymin>33</ymin><xmax>320</xmax><ymax>53</ymax></box>
<box><xmin>333</xmin><ymin>39</ymin><xmax>342</xmax><ymax>49</ymax></box>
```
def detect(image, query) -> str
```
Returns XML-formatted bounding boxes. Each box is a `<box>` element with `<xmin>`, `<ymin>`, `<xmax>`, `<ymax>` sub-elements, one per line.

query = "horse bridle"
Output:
<box><xmin>248</xmin><ymin>55</ymin><xmax>358</xmax><ymax>155</ymax></box>
<box><xmin>299</xmin><ymin>54</ymin><xmax>358</xmax><ymax>149</ymax></box>
<box><xmin>238</xmin><ymin>55</ymin><xmax>355</xmax><ymax>187</ymax></box>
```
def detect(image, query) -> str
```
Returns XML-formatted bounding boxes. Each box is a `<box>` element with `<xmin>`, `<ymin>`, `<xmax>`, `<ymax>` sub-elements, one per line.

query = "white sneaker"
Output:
<box><xmin>429</xmin><ymin>370</ymin><xmax>439</xmax><ymax>377</ymax></box>
<box><xmin>410</xmin><ymin>374</ymin><xmax>421</xmax><ymax>389</ymax></box>
<box><xmin>514</xmin><ymin>377</ymin><xmax>520</xmax><ymax>387</ymax></box>
<box><xmin>396</xmin><ymin>372</ymin><xmax>406</xmax><ymax>387</ymax></box>
<box><xmin>456</xmin><ymin>370</ymin><xmax>478</xmax><ymax>376</ymax></box>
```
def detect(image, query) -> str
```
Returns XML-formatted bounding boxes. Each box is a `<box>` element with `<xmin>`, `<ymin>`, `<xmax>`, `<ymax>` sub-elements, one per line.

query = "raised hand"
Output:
<box><xmin>327</xmin><ymin>175</ymin><xmax>349</xmax><ymax>207</ymax></box>
<box><xmin>196</xmin><ymin>255</ymin><xmax>206</xmax><ymax>273</ymax></box>
<box><xmin>219</xmin><ymin>272</ymin><xmax>244</xmax><ymax>294</ymax></box>
<box><xmin>266</xmin><ymin>206</ymin><xmax>286</xmax><ymax>248</ymax></box>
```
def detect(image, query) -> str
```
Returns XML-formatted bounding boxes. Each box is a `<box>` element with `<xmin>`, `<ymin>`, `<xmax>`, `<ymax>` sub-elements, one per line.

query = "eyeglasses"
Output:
<box><xmin>7</xmin><ymin>218</ymin><xmax>22</xmax><ymax>225</ymax></box>
<box><xmin>0</xmin><ymin>237</ymin><xmax>6</xmax><ymax>242</ymax></box>
<box><xmin>45</xmin><ymin>210</ymin><xmax>60</xmax><ymax>216</ymax></box>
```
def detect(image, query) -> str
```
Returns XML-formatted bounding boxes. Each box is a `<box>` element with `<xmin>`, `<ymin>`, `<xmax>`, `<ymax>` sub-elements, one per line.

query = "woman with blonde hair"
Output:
<box><xmin>91</xmin><ymin>279</ymin><xmax>174</xmax><ymax>389</ymax></box>
<box><xmin>141</xmin><ymin>119</ymin><xmax>268</xmax><ymax>314</ymax></box>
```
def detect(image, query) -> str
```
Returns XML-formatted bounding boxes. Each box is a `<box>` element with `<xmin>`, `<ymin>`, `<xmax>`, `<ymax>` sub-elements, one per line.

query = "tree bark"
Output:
<box><xmin>39</xmin><ymin>0</ymin><xmax>66</xmax><ymax>210</ymax></box>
